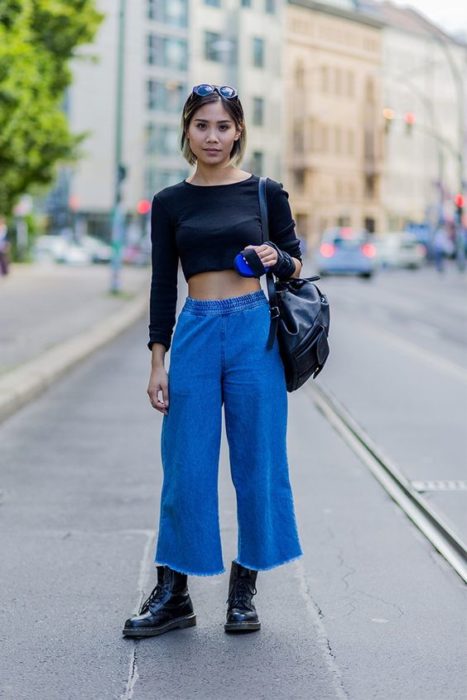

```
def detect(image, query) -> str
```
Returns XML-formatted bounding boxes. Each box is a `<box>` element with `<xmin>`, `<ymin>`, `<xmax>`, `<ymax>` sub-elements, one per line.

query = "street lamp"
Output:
<box><xmin>110</xmin><ymin>0</ymin><xmax>127</xmax><ymax>294</ymax></box>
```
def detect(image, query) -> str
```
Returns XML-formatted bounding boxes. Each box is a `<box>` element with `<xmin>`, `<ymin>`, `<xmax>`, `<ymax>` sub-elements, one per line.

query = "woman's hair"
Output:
<box><xmin>180</xmin><ymin>89</ymin><xmax>247</xmax><ymax>166</ymax></box>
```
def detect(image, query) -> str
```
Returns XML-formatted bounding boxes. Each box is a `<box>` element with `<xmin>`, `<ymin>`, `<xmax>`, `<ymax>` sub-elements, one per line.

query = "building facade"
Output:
<box><xmin>362</xmin><ymin>1</ymin><xmax>467</xmax><ymax>231</ymax></box>
<box><xmin>285</xmin><ymin>0</ymin><xmax>384</xmax><ymax>248</ymax></box>
<box><xmin>65</xmin><ymin>0</ymin><xmax>285</xmax><ymax>236</ymax></box>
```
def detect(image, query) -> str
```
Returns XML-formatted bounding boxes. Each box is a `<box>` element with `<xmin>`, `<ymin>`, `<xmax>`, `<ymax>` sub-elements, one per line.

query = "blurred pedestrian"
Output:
<box><xmin>433</xmin><ymin>224</ymin><xmax>454</xmax><ymax>273</ymax></box>
<box><xmin>0</xmin><ymin>218</ymin><xmax>10</xmax><ymax>275</ymax></box>
<box><xmin>123</xmin><ymin>84</ymin><xmax>303</xmax><ymax>639</ymax></box>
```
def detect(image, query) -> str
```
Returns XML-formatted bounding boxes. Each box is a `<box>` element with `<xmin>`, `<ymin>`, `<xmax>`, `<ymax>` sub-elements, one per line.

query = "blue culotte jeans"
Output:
<box><xmin>155</xmin><ymin>290</ymin><xmax>303</xmax><ymax>576</ymax></box>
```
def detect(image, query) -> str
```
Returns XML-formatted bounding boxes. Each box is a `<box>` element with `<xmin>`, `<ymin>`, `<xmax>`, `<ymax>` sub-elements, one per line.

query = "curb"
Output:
<box><xmin>0</xmin><ymin>292</ymin><xmax>148</xmax><ymax>425</ymax></box>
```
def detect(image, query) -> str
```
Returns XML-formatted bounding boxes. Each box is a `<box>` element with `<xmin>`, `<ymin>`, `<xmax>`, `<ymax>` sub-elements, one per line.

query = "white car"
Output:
<box><xmin>373</xmin><ymin>232</ymin><xmax>426</xmax><ymax>269</ymax></box>
<box><xmin>34</xmin><ymin>234</ymin><xmax>111</xmax><ymax>265</ymax></box>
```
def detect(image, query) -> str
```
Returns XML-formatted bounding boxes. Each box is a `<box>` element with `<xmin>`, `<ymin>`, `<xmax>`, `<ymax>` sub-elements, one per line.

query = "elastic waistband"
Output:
<box><xmin>183</xmin><ymin>290</ymin><xmax>268</xmax><ymax>316</ymax></box>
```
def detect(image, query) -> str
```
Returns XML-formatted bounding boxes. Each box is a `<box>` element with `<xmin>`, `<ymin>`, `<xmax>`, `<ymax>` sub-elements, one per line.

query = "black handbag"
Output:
<box><xmin>258</xmin><ymin>177</ymin><xmax>330</xmax><ymax>392</ymax></box>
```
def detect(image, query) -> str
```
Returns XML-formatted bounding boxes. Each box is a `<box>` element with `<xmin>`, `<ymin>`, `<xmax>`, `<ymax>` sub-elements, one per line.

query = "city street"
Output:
<box><xmin>0</xmin><ymin>265</ymin><xmax>465</xmax><ymax>699</ymax></box>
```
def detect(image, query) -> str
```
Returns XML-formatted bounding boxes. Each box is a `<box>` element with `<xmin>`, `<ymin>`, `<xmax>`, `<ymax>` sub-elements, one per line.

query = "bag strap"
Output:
<box><xmin>258</xmin><ymin>177</ymin><xmax>280</xmax><ymax>350</ymax></box>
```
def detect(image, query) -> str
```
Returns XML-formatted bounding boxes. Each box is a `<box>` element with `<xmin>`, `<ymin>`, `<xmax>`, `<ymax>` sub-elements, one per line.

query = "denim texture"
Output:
<box><xmin>155</xmin><ymin>290</ymin><xmax>303</xmax><ymax>575</ymax></box>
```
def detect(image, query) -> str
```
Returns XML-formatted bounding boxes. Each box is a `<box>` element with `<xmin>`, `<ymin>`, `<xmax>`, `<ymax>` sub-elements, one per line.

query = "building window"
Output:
<box><xmin>293</xmin><ymin>119</ymin><xmax>304</xmax><ymax>152</ymax></box>
<box><xmin>147</xmin><ymin>35</ymin><xmax>187</xmax><ymax>70</ymax></box>
<box><xmin>147</xmin><ymin>0</ymin><xmax>156</xmax><ymax>18</ymax></box>
<box><xmin>346</xmin><ymin>70</ymin><xmax>354</xmax><ymax>98</ymax></box>
<box><xmin>252</xmin><ymin>97</ymin><xmax>264</xmax><ymax>126</ymax></box>
<box><xmin>147</xmin><ymin>0</ymin><xmax>187</xmax><ymax>26</ymax></box>
<box><xmin>334</xmin><ymin>67</ymin><xmax>342</xmax><ymax>95</ymax></box>
<box><xmin>295</xmin><ymin>60</ymin><xmax>305</xmax><ymax>88</ymax></box>
<box><xmin>204</xmin><ymin>0</ymin><xmax>220</xmax><ymax>6</ymax></box>
<box><xmin>205</xmin><ymin>31</ymin><xmax>222</xmax><ymax>61</ymax></box>
<box><xmin>145</xmin><ymin>168</ymin><xmax>187</xmax><ymax>196</ymax></box>
<box><xmin>241</xmin><ymin>0</ymin><xmax>251</xmax><ymax>6</ymax></box>
<box><xmin>145</xmin><ymin>124</ymin><xmax>157</xmax><ymax>154</ymax></box>
<box><xmin>147</xmin><ymin>81</ymin><xmax>185</xmax><ymax>113</ymax></box>
<box><xmin>293</xmin><ymin>169</ymin><xmax>305</xmax><ymax>190</ymax></box>
<box><xmin>265</xmin><ymin>0</ymin><xmax>276</xmax><ymax>13</ymax></box>
<box><xmin>251</xmin><ymin>151</ymin><xmax>263</xmax><ymax>175</ymax></box>
<box><xmin>321</xmin><ymin>66</ymin><xmax>329</xmax><ymax>93</ymax></box>
<box><xmin>252</xmin><ymin>37</ymin><xmax>264</xmax><ymax>68</ymax></box>
<box><xmin>335</xmin><ymin>126</ymin><xmax>341</xmax><ymax>154</ymax></box>
<box><xmin>364</xmin><ymin>176</ymin><xmax>376</xmax><ymax>200</ymax></box>
<box><xmin>145</xmin><ymin>124</ymin><xmax>180</xmax><ymax>155</ymax></box>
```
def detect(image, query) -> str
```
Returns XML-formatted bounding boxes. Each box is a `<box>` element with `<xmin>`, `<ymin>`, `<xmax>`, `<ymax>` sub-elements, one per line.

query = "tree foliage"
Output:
<box><xmin>0</xmin><ymin>0</ymin><xmax>103</xmax><ymax>215</ymax></box>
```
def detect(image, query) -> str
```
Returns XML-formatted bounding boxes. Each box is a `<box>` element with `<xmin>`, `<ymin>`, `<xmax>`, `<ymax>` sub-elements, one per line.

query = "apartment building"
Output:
<box><xmin>285</xmin><ymin>0</ymin><xmax>384</xmax><ymax>247</ymax></box>
<box><xmin>64</xmin><ymin>0</ymin><xmax>285</xmax><ymax>235</ymax></box>
<box><xmin>361</xmin><ymin>1</ymin><xmax>467</xmax><ymax>230</ymax></box>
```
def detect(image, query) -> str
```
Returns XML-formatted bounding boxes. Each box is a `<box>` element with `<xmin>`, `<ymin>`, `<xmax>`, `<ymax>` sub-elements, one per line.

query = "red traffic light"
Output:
<box><xmin>137</xmin><ymin>199</ymin><xmax>151</xmax><ymax>215</ymax></box>
<box><xmin>454</xmin><ymin>193</ymin><xmax>465</xmax><ymax>209</ymax></box>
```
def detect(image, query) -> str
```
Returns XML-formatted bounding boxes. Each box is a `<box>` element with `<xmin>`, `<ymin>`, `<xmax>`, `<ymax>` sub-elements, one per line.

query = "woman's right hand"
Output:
<box><xmin>147</xmin><ymin>366</ymin><xmax>169</xmax><ymax>415</ymax></box>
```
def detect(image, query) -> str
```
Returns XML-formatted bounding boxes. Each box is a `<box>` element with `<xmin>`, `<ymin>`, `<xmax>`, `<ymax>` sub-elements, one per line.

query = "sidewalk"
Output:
<box><xmin>0</xmin><ymin>262</ymin><xmax>150</xmax><ymax>421</ymax></box>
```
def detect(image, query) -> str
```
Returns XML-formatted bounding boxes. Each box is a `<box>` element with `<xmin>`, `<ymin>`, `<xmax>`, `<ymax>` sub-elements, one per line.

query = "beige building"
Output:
<box><xmin>362</xmin><ymin>1</ymin><xmax>467</xmax><ymax>231</ymax></box>
<box><xmin>285</xmin><ymin>0</ymin><xmax>384</xmax><ymax>248</ymax></box>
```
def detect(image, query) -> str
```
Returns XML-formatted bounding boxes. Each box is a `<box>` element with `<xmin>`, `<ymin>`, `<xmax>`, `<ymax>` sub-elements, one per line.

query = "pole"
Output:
<box><xmin>110</xmin><ymin>0</ymin><xmax>126</xmax><ymax>294</ymax></box>
<box><xmin>432</xmin><ymin>33</ymin><xmax>465</xmax><ymax>271</ymax></box>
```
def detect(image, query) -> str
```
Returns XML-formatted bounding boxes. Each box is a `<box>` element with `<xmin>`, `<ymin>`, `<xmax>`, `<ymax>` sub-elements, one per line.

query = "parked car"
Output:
<box><xmin>79</xmin><ymin>235</ymin><xmax>112</xmax><ymax>264</ymax></box>
<box><xmin>373</xmin><ymin>232</ymin><xmax>426</xmax><ymax>269</ymax></box>
<box><xmin>34</xmin><ymin>235</ymin><xmax>73</xmax><ymax>262</ymax></box>
<box><xmin>33</xmin><ymin>234</ymin><xmax>112</xmax><ymax>265</ymax></box>
<box><xmin>315</xmin><ymin>227</ymin><xmax>376</xmax><ymax>279</ymax></box>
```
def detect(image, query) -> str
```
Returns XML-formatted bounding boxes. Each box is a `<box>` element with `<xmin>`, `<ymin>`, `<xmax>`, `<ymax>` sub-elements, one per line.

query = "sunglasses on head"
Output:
<box><xmin>192</xmin><ymin>84</ymin><xmax>238</xmax><ymax>99</ymax></box>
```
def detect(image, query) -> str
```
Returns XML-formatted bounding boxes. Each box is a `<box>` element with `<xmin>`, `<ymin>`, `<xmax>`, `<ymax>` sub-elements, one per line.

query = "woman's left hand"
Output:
<box><xmin>244</xmin><ymin>243</ymin><xmax>278</xmax><ymax>268</ymax></box>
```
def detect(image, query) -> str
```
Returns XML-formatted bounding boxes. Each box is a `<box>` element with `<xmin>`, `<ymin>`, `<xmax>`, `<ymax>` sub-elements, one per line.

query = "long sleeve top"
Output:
<box><xmin>148</xmin><ymin>174</ymin><xmax>302</xmax><ymax>351</ymax></box>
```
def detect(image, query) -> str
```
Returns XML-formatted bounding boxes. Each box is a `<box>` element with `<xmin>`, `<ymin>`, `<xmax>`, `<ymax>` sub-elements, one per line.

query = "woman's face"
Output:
<box><xmin>185</xmin><ymin>100</ymin><xmax>241</xmax><ymax>166</ymax></box>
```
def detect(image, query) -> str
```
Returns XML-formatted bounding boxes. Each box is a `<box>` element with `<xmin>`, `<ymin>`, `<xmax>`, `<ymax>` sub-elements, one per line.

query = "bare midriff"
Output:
<box><xmin>188</xmin><ymin>270</ymin><xmax>261</xmax><ymax>300</ymax></box>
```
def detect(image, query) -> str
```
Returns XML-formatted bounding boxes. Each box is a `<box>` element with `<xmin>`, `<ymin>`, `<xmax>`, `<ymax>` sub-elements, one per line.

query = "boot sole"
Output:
<box><xmin>224</xmin><ymin>621</ymin><xmax>261</xmax><ymax>633</ymax></box>
<box><xmin>122</xmin><ymin>613</ymin><xmax>197</xmax><ymax>638</ymax></box>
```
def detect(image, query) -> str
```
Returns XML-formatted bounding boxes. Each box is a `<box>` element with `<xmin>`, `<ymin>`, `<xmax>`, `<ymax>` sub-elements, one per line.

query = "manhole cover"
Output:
<box><xmin>411</xmin><ymin>480</ymin><xmax>467</xmax><ymax>492</ymax></box>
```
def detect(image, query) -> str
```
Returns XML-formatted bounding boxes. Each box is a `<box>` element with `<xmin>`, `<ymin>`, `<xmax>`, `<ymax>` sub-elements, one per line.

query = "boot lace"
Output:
<box><xmin>139</xmin><ymin>584</ymin><xmax>167</xmax><ymax>614</ymax></box>
<box><xmin>227</xmin><ymin>579</ymin><xmax>257</xmax><ymax>610</ymax></box>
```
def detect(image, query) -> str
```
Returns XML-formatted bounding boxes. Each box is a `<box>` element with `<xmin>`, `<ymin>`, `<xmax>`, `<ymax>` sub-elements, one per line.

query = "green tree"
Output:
<box><xmin>0</xmin><ymin>0</ymin><xmax>103</xmax><ymax>216</ymax></box>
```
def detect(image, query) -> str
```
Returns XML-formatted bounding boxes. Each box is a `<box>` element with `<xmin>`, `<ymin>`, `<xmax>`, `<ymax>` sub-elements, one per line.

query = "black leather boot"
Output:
<box><xmin>122</xmin><ymin>565</ymin><xmax>196</xmax><ymax>638</ymax></box>
<box><xmin>224</xmin><ymin>561</ymin><xmax>261</xmax><ymax>633</ymax></box>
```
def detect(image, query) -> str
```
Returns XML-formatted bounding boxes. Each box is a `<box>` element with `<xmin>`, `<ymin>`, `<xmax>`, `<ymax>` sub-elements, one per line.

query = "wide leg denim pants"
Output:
<box><xmin>155</xmin><ymin>290</ymin><xmax>303</xmax><ymax>576</ymax></box>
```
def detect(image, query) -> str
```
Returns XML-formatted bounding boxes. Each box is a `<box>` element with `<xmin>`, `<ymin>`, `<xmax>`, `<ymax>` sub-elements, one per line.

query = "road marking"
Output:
<box><xmin>294</xmin><ymin>560</ymin><xmax>348</xmax><ymax>699</ymax></box>
<box><xmin>306</xmin><ymin>383</ymin><xmax>467</xmax><ymax>584</ymax></box>
<box><xmin>121</xmin><ymin>529</ymin><xmax>156</xmax><ymax>700</ymax></box>
<box><xmin>412</xmin><ymin>480</ymin><xmax>467</xmax><ymax>492</ymax></box>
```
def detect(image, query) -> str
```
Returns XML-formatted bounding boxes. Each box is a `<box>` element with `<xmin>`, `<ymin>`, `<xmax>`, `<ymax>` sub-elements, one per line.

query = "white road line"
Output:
<box><xmin>121</xmin><ymin>529</ymin><xmax>156</xmax><ymax>700</ymax></box>
<box><xmin>294</xmin><ymin>560</ymin><xmax>348</xmax><ymax>699</ymax></box>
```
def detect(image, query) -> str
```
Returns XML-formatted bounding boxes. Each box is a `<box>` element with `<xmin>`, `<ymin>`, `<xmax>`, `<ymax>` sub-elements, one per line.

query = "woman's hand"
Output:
<box><xmin>244</xmin><ymin>243</ymin><xmax>279</xmax><ymax>269</ymax></box>
<box><xmin>147</xmin><ymin>366</ymin><xmax>169</xmax><ymax>415</ymax></box>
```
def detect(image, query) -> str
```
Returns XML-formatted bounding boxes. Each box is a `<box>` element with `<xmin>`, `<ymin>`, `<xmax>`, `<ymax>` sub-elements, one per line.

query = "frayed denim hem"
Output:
<box><xmin>155</xmin><ymin>559</ymin><xmax>226</xmax><ymax>577</ymax></box>
<box><xmin>234</xmin><ymin>551</ymin><xmax>304</xmax><ymax>573</ymax></box>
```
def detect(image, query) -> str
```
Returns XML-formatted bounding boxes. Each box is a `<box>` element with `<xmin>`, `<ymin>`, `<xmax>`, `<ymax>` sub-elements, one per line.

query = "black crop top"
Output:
<box><xmin>148</xmin><ymin>174</ymin><xmax>302</xmax><ymax>351</ymax></box>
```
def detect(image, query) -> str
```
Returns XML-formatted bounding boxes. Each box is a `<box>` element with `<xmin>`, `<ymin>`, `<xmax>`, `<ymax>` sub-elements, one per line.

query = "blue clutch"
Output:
<box><xmin>234</xmin><ymin>250</ymin><xmax>270</xmax><ymax>278</ymax></box>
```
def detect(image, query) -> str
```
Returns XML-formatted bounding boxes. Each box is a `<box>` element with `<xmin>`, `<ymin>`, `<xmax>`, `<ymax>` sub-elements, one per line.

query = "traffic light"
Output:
<box><xmin>118</xmin><ymin>163</ymin><xmax>128</xmax><ymax>183</ymax></box>
<box><xmin>137</xmin><ymin>199</ymin><xmax>151</xmax><ymax>215</ymax></box>
<box><xmin>404</xmin><ymin>112</ymin><xmax>415</xmax><ymax>135</ymax></box>
<box><xmin>454</xmin><ymin>193</ymin><xmax>464</xmax><ymax>224</ymax></box>
<box><xmin>382</xmin><ymin>107</ymin><xmax>395</xmax><ymax>133</ymax></box>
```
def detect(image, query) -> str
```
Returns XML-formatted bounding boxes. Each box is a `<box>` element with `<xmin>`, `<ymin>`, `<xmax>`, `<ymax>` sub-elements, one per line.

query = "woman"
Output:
<box><xmin>123</xmin><ymin>84</ymin><xmax>303</xmax><ymax>638</ymax></box>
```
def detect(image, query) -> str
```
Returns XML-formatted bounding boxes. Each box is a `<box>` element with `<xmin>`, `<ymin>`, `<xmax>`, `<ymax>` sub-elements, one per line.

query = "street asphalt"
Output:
<box><xmin>315</xmin><ymin>265</ymin><xmax>467</xmax><ymax>545</ymax></box>
<box><xmin>0</xmin><ymin>263</ymin><xmax>149</xmax><ymax>423</ymax></box>
<box><xmin>1</xmin><ymin>263</ymin><xmax>466</xmax><ymax>699</ymax></box>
